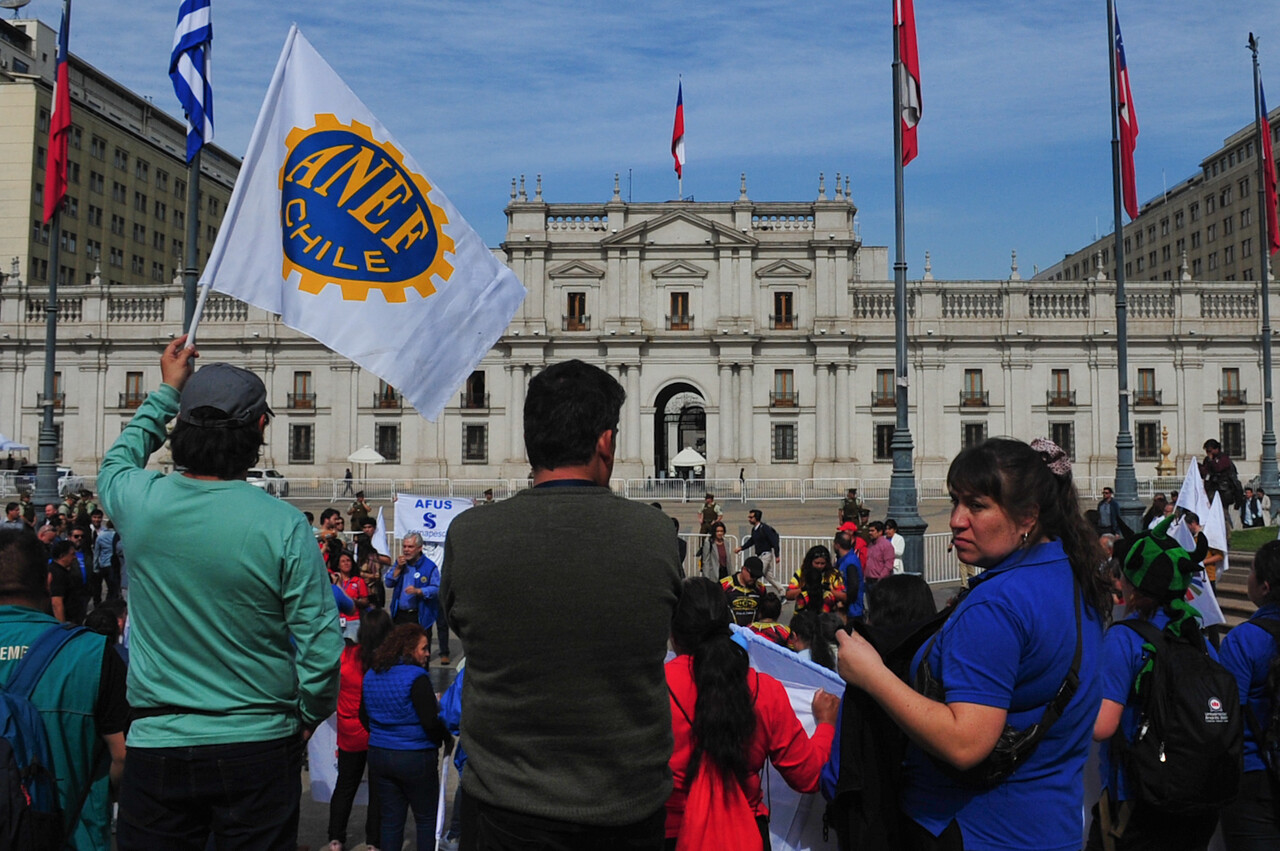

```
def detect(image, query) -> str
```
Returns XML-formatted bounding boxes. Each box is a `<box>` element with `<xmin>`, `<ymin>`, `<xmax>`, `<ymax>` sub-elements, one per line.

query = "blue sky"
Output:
<box><xmin>44</xmin><ymin>1</ymin><xmax>1280</xmax><ymax>279</ymax></box>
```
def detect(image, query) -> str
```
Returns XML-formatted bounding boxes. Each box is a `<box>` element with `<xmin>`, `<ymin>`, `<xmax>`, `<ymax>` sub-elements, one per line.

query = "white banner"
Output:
<box><xmin>307</xmin><ymin>714</ymin><xmax>368</xmax><ymax>805</ymax></box>
<box><xmin>198</xmin><ymin>26</ymin><xmax>525</xmax><ymax>421</ymax></box>
<box><xmin>393</xmin><ymin>494</ymin><xmax>475</xmax><ymax>548</ymax></box>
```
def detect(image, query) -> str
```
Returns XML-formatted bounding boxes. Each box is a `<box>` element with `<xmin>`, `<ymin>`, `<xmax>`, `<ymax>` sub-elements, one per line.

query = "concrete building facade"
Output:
<box><xmin>1037</xmin><ymin>106</ymin><xmax>1280</xmax><ymax>285</ymax></box>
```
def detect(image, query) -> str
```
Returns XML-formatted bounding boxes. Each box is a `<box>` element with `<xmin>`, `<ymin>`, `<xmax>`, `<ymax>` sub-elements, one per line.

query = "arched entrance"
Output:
<box><xmin>653</xmin><ymin>383</ymin><xmax>706</xmax><ymax>479</ymax></box>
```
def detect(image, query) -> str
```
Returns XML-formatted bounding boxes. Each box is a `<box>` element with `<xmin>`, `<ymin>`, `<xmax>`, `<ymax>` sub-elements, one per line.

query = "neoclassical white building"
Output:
<box><xmin>0</xmin><ymin>17</ymin><xmax>1272</xmax><ymax>487</ymax></box>
<box><xmin>1</xmin><ymin>169</ymin><xmax>1274</xmax><ymax>488</ymax></box>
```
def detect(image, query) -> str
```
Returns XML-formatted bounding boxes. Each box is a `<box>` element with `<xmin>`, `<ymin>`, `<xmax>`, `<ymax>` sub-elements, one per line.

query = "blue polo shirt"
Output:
<box><xmin>837</xmin><ymin>550</ymin><xmax>865</xmax><ymax>619</ymax></box>
<box><xmin>901</xmin><ymin>540</ymin><xmax>1103</xmax><ymax>851</ymax></box>
<box><xmin>1218</xmin><ymin>603</ymin><xmax>1280</xmax><ymax>774</ymax></box>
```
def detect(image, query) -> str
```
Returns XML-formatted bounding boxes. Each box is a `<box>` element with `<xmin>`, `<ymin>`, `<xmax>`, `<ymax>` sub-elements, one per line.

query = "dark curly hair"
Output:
<box><xmin>371</xmin><ymin>623</ymin><xmax>427</xmax><ymax>673</ymax></box>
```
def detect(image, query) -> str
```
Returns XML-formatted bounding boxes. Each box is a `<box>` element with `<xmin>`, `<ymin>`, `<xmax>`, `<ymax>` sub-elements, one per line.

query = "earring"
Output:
<box><xmin>1021</xmin><ymin>532</ymin><xmax>1029</xmax><ymax>544</ymax></box>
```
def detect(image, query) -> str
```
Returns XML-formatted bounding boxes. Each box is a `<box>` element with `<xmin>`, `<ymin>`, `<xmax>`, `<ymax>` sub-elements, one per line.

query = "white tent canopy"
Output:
<box><xmin>670</xmin><ymin>447</ymin><xmax>707</xmax><ymax>468</ymax></box>
<box><xmin>346</xmin><ymin>446</ymin><xmax>385</xmax><ymax>465</ymax></box>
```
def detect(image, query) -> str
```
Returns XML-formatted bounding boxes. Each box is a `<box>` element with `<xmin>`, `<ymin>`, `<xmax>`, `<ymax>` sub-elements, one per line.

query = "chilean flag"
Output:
<box><xmin>895</xmin><ymin>0</ymin><xmax>921</xmax><ymax>166</ymax></box>
<box><xmin>42</xmin><ymin>0</ymin><xmax>72</xmax><ymax>224</ymax></box>
<box><xmin>1115</xmin><ymin>10</ymin><xmax>1139</xmax><ymax>220</ymax></box>
<box><xmin>671</xmin><ymin>82</ymin><xmax>685</xmax><ymax>178</ymax></box>
<box><xmin>1261</xmin><ymin>80</ymin><xmax>1279</xmax><ymax>255</ymax></box>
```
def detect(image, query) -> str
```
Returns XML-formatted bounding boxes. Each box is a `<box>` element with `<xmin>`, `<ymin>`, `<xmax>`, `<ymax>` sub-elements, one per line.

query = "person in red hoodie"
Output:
<box><xmin>664</xmin><ymin>577</ymin><xmax>838</xmax><ymax>849</ymax></box>
<box><xmin>327</xmin><ymin>608</ymin><xmax>393</xmax><ymax>851</ymax></box>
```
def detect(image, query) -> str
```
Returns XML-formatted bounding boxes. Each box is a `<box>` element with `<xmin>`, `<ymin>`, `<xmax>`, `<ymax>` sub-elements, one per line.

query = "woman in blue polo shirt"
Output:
<box><xmin>1218</xmin><ymin>539</ymin><xmax>1280</xmax><ymax>848</ymax></box>
<box><xmin>837</xmin><ymin>437</ymin><xmax>1109</xmax><ymax>851</ymax></box>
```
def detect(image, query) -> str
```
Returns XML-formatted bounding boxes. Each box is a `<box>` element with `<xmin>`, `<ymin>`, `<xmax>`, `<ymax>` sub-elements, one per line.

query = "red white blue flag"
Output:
<box><xmin>671</xmin><ymin>82</ymin><xmax>685</xmax><ymax>178</ymax></box>
<box><xmin>1115</xmin><ymin>10</ymin><xmax>1139</xmax><ymax>220</ymax></box>
<box><xmin>42</xmin><ymin>0</ymin><xmax>72</xmax><ymax>224</ymax></box>
<box><xmin>895</xmin><ymin>0</ymin><xmax>921</xmax><ymax>166</ymax></box>
<box><xmin>1260</xmin><ymin>80</ymin><xmax>1279</xmax><ymax>255</ymax></box>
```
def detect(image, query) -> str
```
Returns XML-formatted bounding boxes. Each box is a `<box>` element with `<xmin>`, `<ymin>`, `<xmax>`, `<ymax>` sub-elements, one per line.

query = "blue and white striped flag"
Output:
<box><xmin>170</xmin><ymin>0</ymin><xmax>213</xmax><ymax>161</ymax></box>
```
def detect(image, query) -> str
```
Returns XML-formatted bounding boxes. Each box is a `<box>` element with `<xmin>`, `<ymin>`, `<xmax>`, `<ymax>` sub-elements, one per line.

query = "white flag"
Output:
<box><xmin>372</xmin><ymin>506</ymin><xmax>388</xmax><ymax>556</ymax></box>
<box><xmin>200</xmin><ymin>26</ymin><xmax>525</xmax><ymax>420</ymax></box>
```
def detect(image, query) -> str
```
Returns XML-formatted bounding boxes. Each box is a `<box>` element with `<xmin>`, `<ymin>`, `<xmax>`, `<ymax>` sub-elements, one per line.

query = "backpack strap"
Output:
<box><xmin>5</xmin><ymin>623</ymin><xmax>86</xmax><ymax>699</ymax></box>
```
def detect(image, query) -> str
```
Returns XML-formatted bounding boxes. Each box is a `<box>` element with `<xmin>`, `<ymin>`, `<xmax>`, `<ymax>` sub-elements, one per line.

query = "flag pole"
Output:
<box><xmin>888</xmin><ymin>0</ymin><xmax>927</xmax><ymax>574</ymax></box>
<box><xmin>1107</xmin><ymin>0</ymin><xmax>1142</xmax><ymax>531</ymax></box>
<box><xmin>34</xmin><ymin>207</ymin><xmax>62</xmax><ymax>512</ymax></box>
<box><xmin>185</xmin><ymin>280</ymin><xmax>213</xmax><ymax>349</ymax></box>
<box><xmin>1249</xmin><ymin>33</ymin><xmax>1279</xmax><ymax>516</ymax></box>
<box><xmin>182</xmin><ymin>147</ymin><xmax>202</xmax><ymax>331</ymax></box>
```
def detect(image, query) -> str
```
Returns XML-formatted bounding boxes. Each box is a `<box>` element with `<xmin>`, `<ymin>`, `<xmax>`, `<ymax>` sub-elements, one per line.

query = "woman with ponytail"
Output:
<box><xmin>836</xmin><ymin>437</ymin><xmax>1108</xmax><ymax>851</ymax></box>
<box><xmin>665</xmin><ymin>577</ymin><xmax>839</xmax><ymax>850</ymax></box>
<box><xmin>1218</xmin><ymin>540</ymin><xmax>1280</xmax><ymax>848</ymax></box>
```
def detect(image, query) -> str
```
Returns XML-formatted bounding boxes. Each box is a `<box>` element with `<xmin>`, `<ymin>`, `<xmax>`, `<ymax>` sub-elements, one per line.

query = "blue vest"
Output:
<box><xmin>363</xmin><ymin>664</ymin><xmax>433</xmax><ymax>750</ymax></box>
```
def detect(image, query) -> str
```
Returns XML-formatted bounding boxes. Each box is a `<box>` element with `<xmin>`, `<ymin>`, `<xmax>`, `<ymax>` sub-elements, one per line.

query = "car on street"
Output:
<box><xmin>14</xmin><ymin>465</ymin><xmax>84</xmax><ymax>496</ymax></box>
<box><xmin>246</xmin><ymin>467</ymin><xmax>290</xmax><ymax>497</ymax></box>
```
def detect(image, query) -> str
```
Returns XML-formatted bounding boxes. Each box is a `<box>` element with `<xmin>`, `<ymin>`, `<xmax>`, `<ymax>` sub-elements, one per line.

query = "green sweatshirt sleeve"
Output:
<box><xmin>98</xmin><ymin>383</ymin><xmax>179</xmax><ymax>518</ymax></box>
<box><xmin>282</xmin><ymin>516</ymin><xmax>344</xmax><ymax>726</ymax></box>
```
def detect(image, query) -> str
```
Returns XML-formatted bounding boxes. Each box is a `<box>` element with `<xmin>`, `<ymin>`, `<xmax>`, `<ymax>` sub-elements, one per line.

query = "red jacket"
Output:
<box><xmin>336</xmin><ymin>644</ymin><xmax>369</xmax><ymax>751</ymax></box>
<box><xmin>664</xmin><ymin>654</ymin><xmax>835</xmax><ymax>838</ymax></box>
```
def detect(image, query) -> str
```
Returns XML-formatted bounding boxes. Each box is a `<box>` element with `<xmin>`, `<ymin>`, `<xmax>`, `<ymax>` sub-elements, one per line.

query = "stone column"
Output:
<box><xmin>836</xmin><ymin>363</ymin><xmax>852</xmax><ymax>460</ymax></box>
<box><xmin>508</xmin><ymin>364</ymin><xmax>525</xmax><ymax>462</ymax></box>
<box><xmin>815</xmin><ymin>364</ymin><xmax>830</xmax><ymax>462</ymax></box>
<box><xmin>626</xmin><ymin>365</ymin><xmax>642</xmax><ymax>463</ymax></box>
<box><xmin>739</xmin><ymin>363</ymin><xmax>754</xmax><ymax>462</ymax></box>
<box><xmin>719</xmin><ymin>363</ymin><xmax>735</xmax><ymax>462</ymax></box>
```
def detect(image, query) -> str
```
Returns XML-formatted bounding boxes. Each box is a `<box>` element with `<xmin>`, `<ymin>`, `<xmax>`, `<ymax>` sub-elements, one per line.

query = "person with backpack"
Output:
<box><xmin>1201</xmin><ymin>438</ymin><xmax>1244</xmax><ymax>528</ymax></box>
<box><xmin>0</xmin><ymin>528</ymin><xmax>128</xmax><ymax>851</ymax></box>
<box><xmin>664</xmin><ymin>577</ymin><xmax>838</xmax><ymax>850</ymax></box>
<box><xmin>1087</xmin><ymin>517</ymin><xmax>1238</xmax><ymax>850</ymax></box>
<box><xmin>835</xmin><ymin>437</ymin><xmax>1109</xmax><ymax>851</ymax></box>
<box><xmin>1217</xmin><ymin>539</ymin><xmax>1280</xmax><ymax>848</ymax></box>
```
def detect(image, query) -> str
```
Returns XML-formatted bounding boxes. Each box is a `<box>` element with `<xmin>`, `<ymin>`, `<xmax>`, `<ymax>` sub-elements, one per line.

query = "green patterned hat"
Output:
<box><xmin>1121</xmin><ymin>514</ymin><xmax>1196</xmax><ymax>601</ymax></box>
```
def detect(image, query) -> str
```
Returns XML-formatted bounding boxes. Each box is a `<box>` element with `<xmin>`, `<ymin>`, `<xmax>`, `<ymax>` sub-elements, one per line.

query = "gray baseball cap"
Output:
<box><xmin>177</xmin><ymin>363</ymin><xmax>272</xmax><ymax>427</ymax></box>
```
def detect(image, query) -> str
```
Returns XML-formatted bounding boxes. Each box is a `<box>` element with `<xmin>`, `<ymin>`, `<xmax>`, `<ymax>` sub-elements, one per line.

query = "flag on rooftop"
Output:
<box><xmin>197</xmin><ymin>26</ymin><xmax>526</xmax><ymax>421</ymax></box>
<box><xmin>671</xmin><ymin>81</ymin><xmax>685</xmax><ymax>178</ymax></box>
<box><xmin>170</xmin><ymin>0</ymin><xmax>214</xmax><ymax>162</ymax></box>
<box><xmin>1114</xmin><ymin>9</ymin><xmax>1139</xmax><ymax>220</ymax></box>
<box><xmin>41</xmin><ymin>0</ymin><xmax>71</xmax><ymax>224</ymax></box>
<box><xmin>895</xmin><ymin>0</ymin><xmax>921</xmax><ymax>166</ymax></box>
<box><xmin>1260</xmin><ymin>79</ymin><xmax>1279</xmax><ymax>255</ymax></box>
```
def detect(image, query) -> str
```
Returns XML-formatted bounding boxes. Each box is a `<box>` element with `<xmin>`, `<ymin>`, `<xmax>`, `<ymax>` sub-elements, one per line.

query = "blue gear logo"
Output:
<box><xmin>278</xmin><ymin>115</ymin><xmax>454</xmax><ymax>302</ymax></box>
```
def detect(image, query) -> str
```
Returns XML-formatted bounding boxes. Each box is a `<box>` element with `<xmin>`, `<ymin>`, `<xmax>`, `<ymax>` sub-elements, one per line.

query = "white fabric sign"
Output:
<box><xmin>198</xmin><ymin>26</ymin><xmax>525</xmax><ymax>421</ymax></box>
<box><xmin>733</xmin><ymin>626</ymin><xmax>844</xmax><ymax>851</ymax></box>
<box><xmin>393</xmin><ymin>494</ymin><xmax>475</xmax><ymax>546</ymax></box>
<box><xmin>307</xmin><ymin>714</ymin><xmax>368</xmax><ymax>805</ymax></box>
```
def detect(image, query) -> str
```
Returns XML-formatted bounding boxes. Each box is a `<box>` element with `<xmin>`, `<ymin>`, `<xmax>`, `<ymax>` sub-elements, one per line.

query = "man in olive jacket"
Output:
<box><xmin>442</xmin><ymin>360</ymin><xmax>683</xmax><ymax>850</ymax></box>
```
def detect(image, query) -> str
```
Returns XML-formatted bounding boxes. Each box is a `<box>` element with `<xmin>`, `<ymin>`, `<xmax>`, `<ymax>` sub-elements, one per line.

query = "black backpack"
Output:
<box><xmin>1239</xmin><ymin>617</ymin><xmax>1280</xmax><ymax>783</ymax></box>
<box><xmin>1110</xmin><ymin>619</ymin><xmax>1243</xmax><ymax>813</ymax></box>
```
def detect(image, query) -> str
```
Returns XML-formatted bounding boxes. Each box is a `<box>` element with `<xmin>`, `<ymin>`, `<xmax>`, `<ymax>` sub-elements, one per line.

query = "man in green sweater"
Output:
<box><xmin>442</xmin><ymin>359</ymin><xmax>684</xmax><ymax>850</ymax></box>
<box><xmin>99</xmin><ymin>336</ymin><xmax>342</xmax><ymax>850</ymax></box>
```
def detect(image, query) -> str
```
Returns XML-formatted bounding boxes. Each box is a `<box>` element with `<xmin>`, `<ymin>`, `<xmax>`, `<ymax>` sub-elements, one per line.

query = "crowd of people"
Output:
<box><xmin>8</xmin><ymin>338</ymin><xmax>1280</xmax><ymax>851</ymax></box>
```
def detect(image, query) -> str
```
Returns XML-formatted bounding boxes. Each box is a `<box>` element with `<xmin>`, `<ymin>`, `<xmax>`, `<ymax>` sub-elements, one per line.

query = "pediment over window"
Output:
<box><xmin>547</xmin><ymin>260</ymin><xmax>605</xmax><ymax>280</ymax></box>
<box><xmin>651</xmin><ymin>260</ymin><xmax>709</xmax><ymax>280</ymax></box>
<box><xmin>755</xmin><ymin>259</ymin><xmax>812</xmax><ymax>279</ymax></box>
